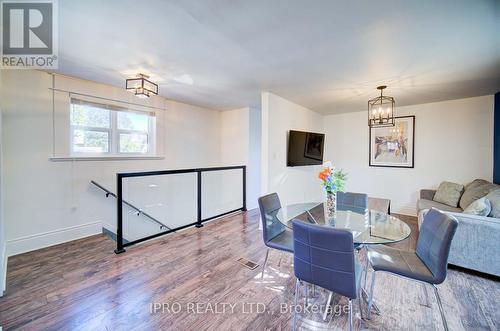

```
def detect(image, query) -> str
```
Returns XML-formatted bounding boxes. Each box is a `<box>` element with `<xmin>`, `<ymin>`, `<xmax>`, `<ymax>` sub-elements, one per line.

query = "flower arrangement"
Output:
<box><xmin>318</xmin><ymin>161</ymin><xmax>347</xmax><ymax>194</ymax></box>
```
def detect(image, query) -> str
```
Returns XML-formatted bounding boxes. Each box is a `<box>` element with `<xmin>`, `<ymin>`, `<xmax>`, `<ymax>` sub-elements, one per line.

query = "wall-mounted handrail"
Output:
<box><xmin>90</xmin><ymin>180</ymin><xmax>171</xmax><ymax>231</ymax></box>
<box><xmin>114</xmin><ymin>165</ymin><xmax>246</xmax><ymax>254</ymax></box>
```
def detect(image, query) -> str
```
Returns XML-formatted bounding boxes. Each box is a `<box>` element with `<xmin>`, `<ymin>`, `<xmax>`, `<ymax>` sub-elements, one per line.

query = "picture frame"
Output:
<box><xmin>369</xmin><ymin>115</ymin><xmax>415</xmax><ymax>168</ymax></box>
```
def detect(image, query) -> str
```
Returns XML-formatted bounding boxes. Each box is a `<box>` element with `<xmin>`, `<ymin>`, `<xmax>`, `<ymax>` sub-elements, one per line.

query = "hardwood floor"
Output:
<box><xmin>0</xmin><ymin>210</ymin><xmax>498</xmax><ymax>330</ymax></box>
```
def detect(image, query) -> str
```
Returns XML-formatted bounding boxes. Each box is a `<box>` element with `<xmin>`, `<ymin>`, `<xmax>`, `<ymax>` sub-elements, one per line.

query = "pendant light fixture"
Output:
<box><xmin>368</xmin><ymin>85</ymin><xmax>395</xmax><ymax>127</ymax></box>
<box><xmin>126</xmin><ymin>73</ymin><xmax>158</xmax><ymax>98</ymax></box>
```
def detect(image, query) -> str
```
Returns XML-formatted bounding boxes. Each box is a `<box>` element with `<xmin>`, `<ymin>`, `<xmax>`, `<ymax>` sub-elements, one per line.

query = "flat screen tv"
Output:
<box><xmin>287</xmin><ymin>130</ymin><xmax>325</xmax><ymax>166</ymax></box>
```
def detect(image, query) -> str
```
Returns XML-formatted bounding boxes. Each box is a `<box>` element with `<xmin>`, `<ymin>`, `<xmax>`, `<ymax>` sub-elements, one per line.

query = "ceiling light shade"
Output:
<box><xmin>368</xmin><ymin>85</ymin><xmax>395</xmax><ymax>127</ymax></box>
<box><xmin>126</xmin><ymin>73</ymin><xmax>158</xmax><ymax>98</ymax></box>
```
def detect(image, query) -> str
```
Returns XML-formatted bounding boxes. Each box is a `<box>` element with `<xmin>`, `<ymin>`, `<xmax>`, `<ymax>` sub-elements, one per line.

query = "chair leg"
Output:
<box><xmin>348</xmin><ymin>299</ymin><xmax>353</xmax><ymax>331</ymax></box>
<box><xmin>432</xmin><ymin>284</ymin><xmax>449</xmax><ymax>331</ymax></box>
<box><xmin>367</xmin><ymin>271</ymin><xmax>377</xmax><ymax>320</ymax></box>
<box><xmin>293</xmin><ymin>279</ymin><xmax>300</xmax><ymax>331</ymax></box>
<box><xmin>358</xmin><ymin>269</ymin><xmax>364</xmax><ymax>320</ymax></box>
<box><xmin>364</xmin><ymin>255</ymin><xmax>370</xmax><ymax>289</ymax></box>
<box><xmin>261</xmin><ymin>249</ymin><xmax>269</xmax><ymax>279</ymax></box>
<box><xmin>322</xmin><ymin>291</ymin><xmax>333</xmax><ymax>321</ymax></box>
<box><xmin>304</xmin><ymin>282</ymin><xmax>309</xmax><ymax>306</ymax></box>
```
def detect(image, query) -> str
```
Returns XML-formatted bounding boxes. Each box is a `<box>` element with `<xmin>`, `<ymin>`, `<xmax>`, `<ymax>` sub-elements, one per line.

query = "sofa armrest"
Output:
<box><xmin>446</xmin><ymin>212</ymin><xmax>500</xmax><ymax>225</ymax></box>
<box><xmin>418</xmin><ymin>208</ymin><xmax>500</xmax><ymax>276</ymax></box>
<box><xmin>420</xmin><ymin>208</ymin><xmax>500</xmax><ymax>226</ymax></box>
<box><xmin>420</xmin><ymin>189</ymin><xmax>436</xmax><ymax>200</ymax></box>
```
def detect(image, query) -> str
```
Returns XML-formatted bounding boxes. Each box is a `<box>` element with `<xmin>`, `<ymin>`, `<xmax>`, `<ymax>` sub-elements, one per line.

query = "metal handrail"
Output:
<box><xmin>90</xmin><ymin>180</ymin><xmax>171</xmax><ymax>231</ymax></box>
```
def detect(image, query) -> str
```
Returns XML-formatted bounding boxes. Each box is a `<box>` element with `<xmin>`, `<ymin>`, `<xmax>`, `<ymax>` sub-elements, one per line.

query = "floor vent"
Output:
<box><xmin>237</xmin><ymin>258</ymin><xmax>259</xmax><ymax>270</ymax></box>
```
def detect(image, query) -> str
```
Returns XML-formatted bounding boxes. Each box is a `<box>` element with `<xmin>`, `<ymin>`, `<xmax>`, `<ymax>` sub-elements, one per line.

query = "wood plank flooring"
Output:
<box><xmin>0</xmin><ymin>210</ymin><xmax>498</xmax><ymax>330</ymax></box>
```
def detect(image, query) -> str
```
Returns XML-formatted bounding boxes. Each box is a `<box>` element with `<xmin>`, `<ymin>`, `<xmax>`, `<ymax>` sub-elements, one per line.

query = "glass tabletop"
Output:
<box><xmin>276</xmin><ymin>202</ymin><xmax>411</xmax><ymax>245</ymax></box>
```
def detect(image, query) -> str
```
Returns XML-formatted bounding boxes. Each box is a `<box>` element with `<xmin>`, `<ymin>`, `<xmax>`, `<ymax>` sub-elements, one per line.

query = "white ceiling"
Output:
<box><xmin>56</xmin><ymin>0</ymin><xmax>500</xmax><ymax>114</ymax></box>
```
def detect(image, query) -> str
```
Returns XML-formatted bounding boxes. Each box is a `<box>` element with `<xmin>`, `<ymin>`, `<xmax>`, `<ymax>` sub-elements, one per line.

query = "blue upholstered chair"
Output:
<box><xmin>292</xmin><ymin>220</ymin><xmax>364</xmax><ymax>331</ymax></box>
<box><xmin>311</xmin><ymin>192</ymin><xmax>369</xmax><ymax>322</ymax></box>
<box><xmin>337</xmin><ymin>191</ymin><xmax>368</xmax><ymax>212</ymax></box>
<box><xmin>365</xmin><ymin>208</ymin><xmax>458</xmax><ymax>330</ymax></box>
<box><xmin>258</xmin><ymin>193</ymin><xmax>294</xmax><ymax>278</ymax></box>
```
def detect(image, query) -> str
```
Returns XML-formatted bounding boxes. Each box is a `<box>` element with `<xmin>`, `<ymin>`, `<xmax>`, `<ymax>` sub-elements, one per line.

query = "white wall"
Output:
<box><xmin>219</xmin><ymin>107</ymin><xmax>261</xmax><ymax>210</ymax></box>
<box><xmin>1</xmin><ymin>70</ymin><xmax>223</xmax><ymax>256</ymax></box>
<box><xmin>324</xmin><ymin>96</ymin><xmax>494</xmax><ymax>215</ymax></box>
<box><xmin>220</xmin><ymin>108</ymin><xmax>249</xmax><ymax>165</ymax></box>
<box><xmin>248</xmin><ymin>108</ymin><xmax>261</xmax><ymax>210</ymax></box>
<box><xmin>0</xmin><ymin>71</ymin><xmax>6</xmax><ymax>296</ymax></box>
<box><xmin>261</xmin><ymin>92</ymin><xmax>325</xmax><ymax>205</ymax></box>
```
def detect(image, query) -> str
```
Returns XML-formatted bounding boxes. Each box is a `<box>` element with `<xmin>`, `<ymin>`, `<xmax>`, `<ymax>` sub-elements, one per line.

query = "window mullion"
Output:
<box><xmin>111</xmin><ymin>110</ymin><xmax>118</xmax><ymax>154</ymax></box>
<box><xmin>149</xmin><ymin>116</ymin><xmax>155</xmax><ymax>155</ymax></box>
<box><xmin>70</xmin><ymin>125</ymin><xmax>111</xmax><ymax>132</ymax></box>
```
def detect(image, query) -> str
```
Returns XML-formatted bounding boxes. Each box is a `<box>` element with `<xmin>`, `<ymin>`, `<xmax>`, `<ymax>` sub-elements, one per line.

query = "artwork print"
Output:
<box><xmin>369</xmin><ymin>116</ymin><xmax>414</xmax><ymax>168</ymax></box>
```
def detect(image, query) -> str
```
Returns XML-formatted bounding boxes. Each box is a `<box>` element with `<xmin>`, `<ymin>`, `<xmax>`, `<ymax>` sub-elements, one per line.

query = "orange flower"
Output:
<box><xmin>319</xmin><ymin>169</ymin><xmax>329</xmax><ymax>180</ymax></box>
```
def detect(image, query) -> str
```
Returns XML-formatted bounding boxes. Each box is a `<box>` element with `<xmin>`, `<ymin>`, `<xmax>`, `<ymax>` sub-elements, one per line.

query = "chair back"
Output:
<box><xmin>292</xmin><ymin>220</ymin><xmax>358</xmax><ymax>299</ymax></box>
<box><xmin>416</xmin><ymin>208</ymin><xmax>458</xmax><ymax>284</ymax></box>
<box><xmin>258</xmin><ymin>193</ymin><xmax>286</xmax><ymax>244</ymax></box>
<box><xmin>337</xmin><ymin>192</ymin><xmax>368</xmax><ymax>211</ymax></box>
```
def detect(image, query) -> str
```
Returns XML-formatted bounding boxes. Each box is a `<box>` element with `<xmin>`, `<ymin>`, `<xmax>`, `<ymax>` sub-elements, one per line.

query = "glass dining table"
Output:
<box><xmin>275</xmin><ymin>201</ymin><xmax>411</xmax><ymax>318</ymax></box>
<box><xmin>275</xmin><ymin>202</ymin><xmax>411</xmax><ymax>245</ymax></box>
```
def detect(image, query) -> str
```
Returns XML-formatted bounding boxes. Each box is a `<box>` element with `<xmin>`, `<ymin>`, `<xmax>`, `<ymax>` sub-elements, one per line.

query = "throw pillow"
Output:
<box><xmin>463</xmin><ymin>197</ymin><xmax>491</xmax><ymax>216</ymax></box>
<box><xmin>433</xmin><ymin>181</ymin><xmax>464</xmax><ymax>207</ymax></box>
<box><xmin>486</xmin><ymin>189</ymin><xmax>500</xmax><ymax>218</ymax></box>
<box><xmin>464</xmin><ymin>179</ymin><xmax>491</xmax><ymax>191</ymax></box>
<box><xmin>459</xmin><ymin>182</ymin><xmax>500</xmax><ymax>210</ymax></box>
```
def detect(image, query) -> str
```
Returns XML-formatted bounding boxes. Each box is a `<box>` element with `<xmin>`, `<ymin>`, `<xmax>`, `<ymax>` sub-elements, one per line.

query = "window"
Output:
<box><xmin>70</xmin><ymin>99</ymin><xmax>156</xmax><ymax>156</ymax></box>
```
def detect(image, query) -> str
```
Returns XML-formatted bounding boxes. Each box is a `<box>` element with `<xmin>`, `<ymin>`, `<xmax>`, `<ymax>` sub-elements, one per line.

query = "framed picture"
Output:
<box><xmin>303</xmin><ymin>132</ymin><xmax>325</xmax><ymax>161</ymax></box>
<box><xmin>369</xmin><ymin>116</ymin><xmax>415</xmax><ymax>168</ymax></box>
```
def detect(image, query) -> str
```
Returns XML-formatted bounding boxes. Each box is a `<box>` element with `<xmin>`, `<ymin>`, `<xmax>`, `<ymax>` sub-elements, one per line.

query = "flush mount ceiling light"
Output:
<box><xmin>126</xmin><ymin>73</ymin><xmax>158</xmax><ymax>98</ymax></box>
<box><xmin>368</xmin><ymin>85</ymin><xmax>395</xmax><ymax>127</ymax></box>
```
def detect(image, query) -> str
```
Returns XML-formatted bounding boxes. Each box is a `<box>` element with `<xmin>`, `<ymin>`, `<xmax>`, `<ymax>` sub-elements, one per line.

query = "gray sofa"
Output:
<box><xmin>417</xmin><ymin>181</ymin><xmax>500</xmax><ymax>277</ymax></box>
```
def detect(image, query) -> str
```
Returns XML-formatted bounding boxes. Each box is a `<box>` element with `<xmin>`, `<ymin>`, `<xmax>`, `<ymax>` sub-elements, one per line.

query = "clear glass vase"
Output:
<box><xmin>326</xmin><ymin>192</ymin><xmax>337</xmax><ymax>219</ymax></box>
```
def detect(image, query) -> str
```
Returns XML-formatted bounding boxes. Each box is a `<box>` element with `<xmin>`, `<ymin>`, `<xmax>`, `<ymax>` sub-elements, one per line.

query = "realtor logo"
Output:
<box><xmin>1</xmin><ymin>0</ymin><xmax>58</xmax><ymax>68</ymax></box>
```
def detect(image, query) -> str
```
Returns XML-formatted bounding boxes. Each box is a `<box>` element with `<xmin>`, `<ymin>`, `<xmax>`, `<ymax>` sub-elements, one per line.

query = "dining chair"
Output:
<box><xmin>318</xmin><ymin>192</ymin><xmax>368</xmax><ymax>321</ymax></box>
<box><xmin>337</xmin><ymin>191</ymin><xmax>368</xmax><ymax>210</ymax></box>
<box><xmin>292</xmin><ymin>220</ymin><xmax>364</xmax><ymax>331</ymax></box>
<box><xmin>258</xmin><ymin>193</ymin><xmax>294</xmax><ymax>278</ymax></box>
<box><xmin>365</xmin><ymin>208</ymin><xmax>458</xmax><ymax>331</ymax></box>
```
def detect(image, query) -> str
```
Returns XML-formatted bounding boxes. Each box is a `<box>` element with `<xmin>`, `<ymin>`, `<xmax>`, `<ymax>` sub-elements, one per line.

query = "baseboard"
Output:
<box><xmin>6</xmin><ymin>221</ymin><xmax>102</xmax><ymax>257</ymax></box>
<box><xmin>0</xmin><ymin>243</ymin><xmax>6</xmax><ymax>297</ymax></box>
<box><xmin>102</xmin><ymin>227</ymin><xmax>130</xmax><ymax>244</ymax></box>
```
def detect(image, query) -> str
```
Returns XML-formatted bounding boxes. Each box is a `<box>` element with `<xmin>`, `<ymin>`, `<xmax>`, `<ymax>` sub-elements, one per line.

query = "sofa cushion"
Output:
<box><xmin>486</xmin><ymin>190</ymin><xmax>500</xmax><ymax>218</ymax></box>
<box><xmin>463</xmin><ymin>197</ymin><xmax>491</xmax><ymax>216</ymax></box>
<box><xmin>433</xmin><ymin>181</ymin><xmax>464</xmax><ymax>207</ymax></box>
<box><xmin>459</xmin><ymin>182</ymin><xmax>500</xmax><ymax>210</ymax></box>
<box><xmin>417</xmin><ymin>199</ymin><xmax>462</xmax><ymax>213</ymax></box>
<box><xmin>465</xmin><ymin>179</ymin><xmax>491</xmax><ymax>191</ymax></box>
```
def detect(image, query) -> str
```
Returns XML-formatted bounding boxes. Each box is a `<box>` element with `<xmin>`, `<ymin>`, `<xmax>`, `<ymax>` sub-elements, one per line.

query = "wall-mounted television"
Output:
<box><xmin>287</xmin><ymin>130</ymin><xmax>325</xmax><ymax>166</ymax></box>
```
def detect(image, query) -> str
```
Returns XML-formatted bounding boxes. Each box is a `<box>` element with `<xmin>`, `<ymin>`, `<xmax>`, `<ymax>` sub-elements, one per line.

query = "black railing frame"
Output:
<box><xmin>114</xmin><ymin>165</ymin><xmax>246</xmax><ymax>254</ymax></box>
